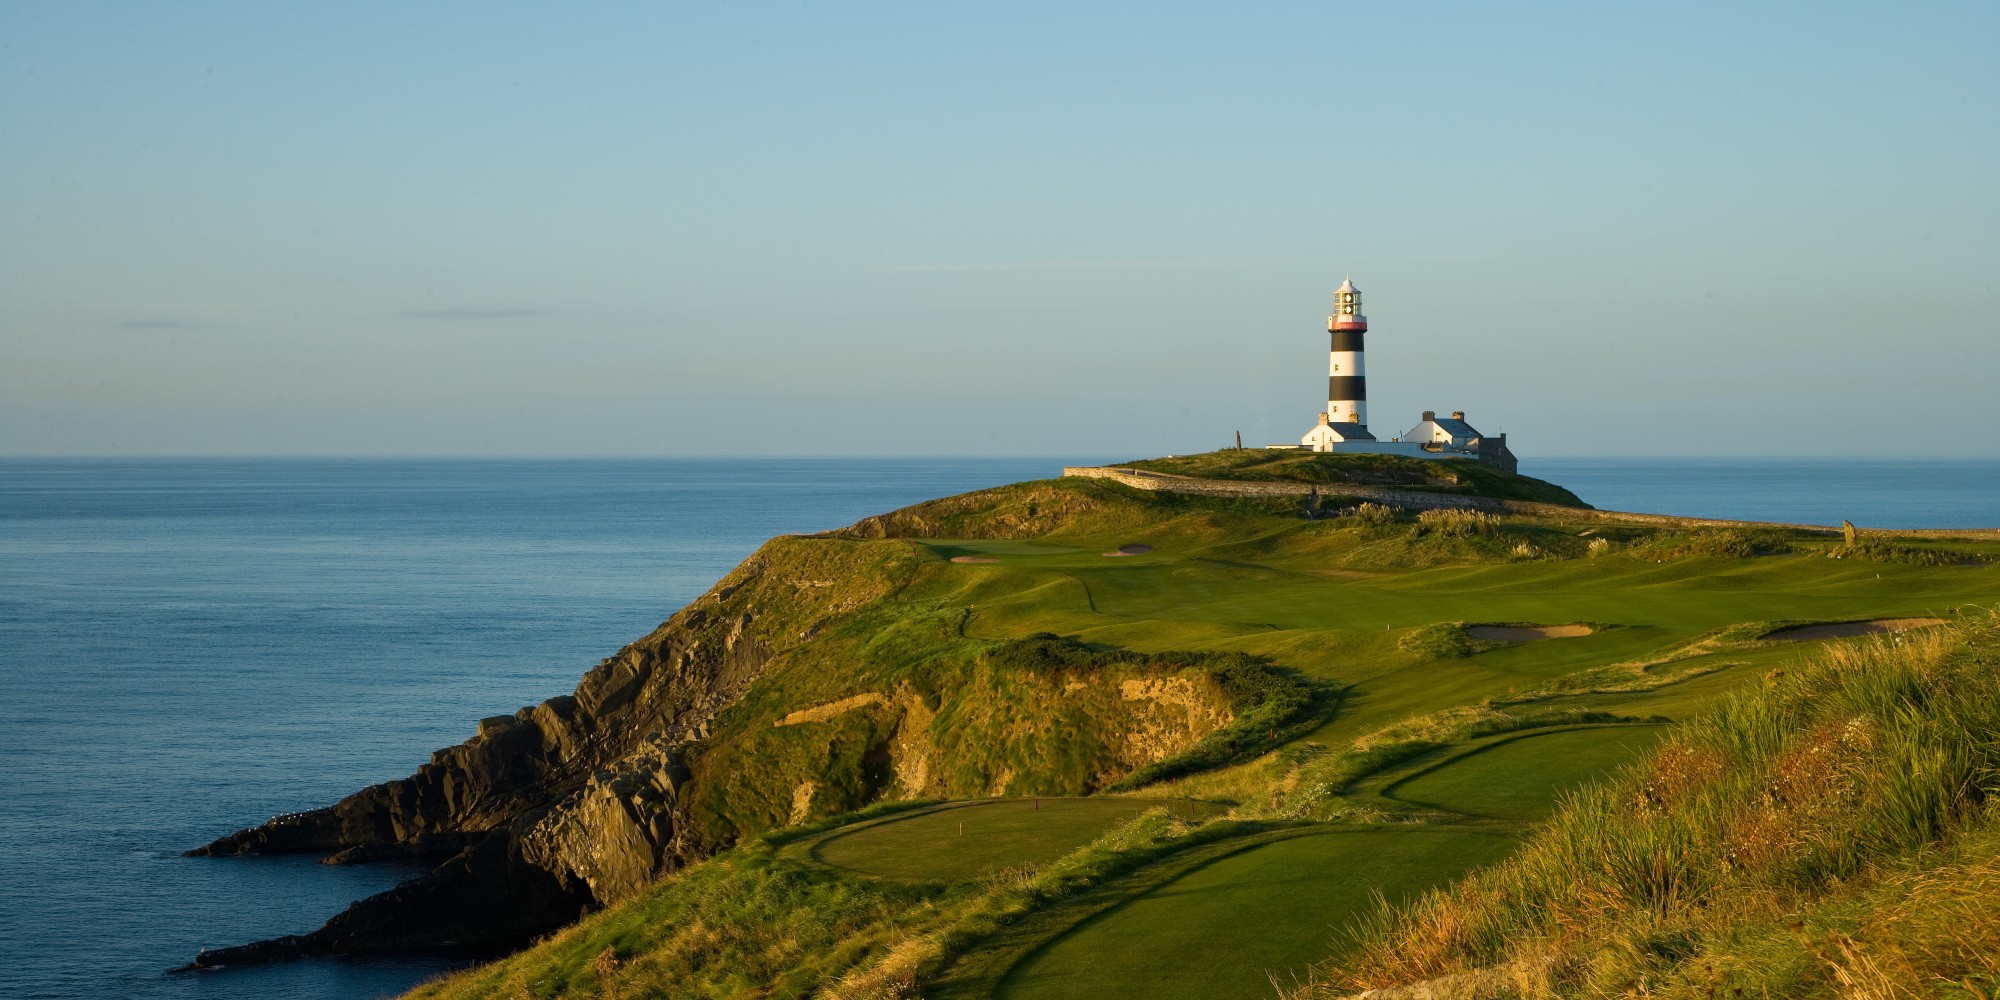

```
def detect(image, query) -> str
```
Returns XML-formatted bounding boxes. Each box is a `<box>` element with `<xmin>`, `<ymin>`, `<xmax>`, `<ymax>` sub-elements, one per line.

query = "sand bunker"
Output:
<box><xmin>950</xmin><ymin>555</ymin><xmax>1000</xmax><ymax>564</ymax></box>
<box><xmin>1467</xmin><ymin>624</ymin><xmax>1596</xmax><ymax>643</ymax></box>
<box><xmin>1762</xmin><ymin>618</ymin><xmax>1945</xmax><ymax>642</ymax></box>
<box><xmin>1102</xmin><ymin>544</ymin><xmax>1154</xmax><ymax>557</ymax></box>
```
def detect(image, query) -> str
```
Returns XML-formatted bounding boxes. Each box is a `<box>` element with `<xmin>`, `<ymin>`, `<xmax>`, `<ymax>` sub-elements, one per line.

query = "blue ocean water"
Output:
<box><xmin>0</xmin><ymin>459</ymin><xmax>1083</xmax><ymax>1000</ymax></box>
<box><xmin>1526</xmin><ymin>457</ymin><xmax>1999</xmax><ymax>529</ymax></box>
<box><xmin>0</xmin><ymin>456</ymin><xmax>1991</xmax><ymax>1000</ymax></box>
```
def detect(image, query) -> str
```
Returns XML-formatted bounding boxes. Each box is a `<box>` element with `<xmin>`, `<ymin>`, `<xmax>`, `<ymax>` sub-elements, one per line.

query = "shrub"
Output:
<box><xmin>1346</xmin><ymin>502</ymin><xmax>1396</xmax><ymax>527</ymax></box>
<box><xmin>1416</xmin><ymin>508</ymin><xmax>1500</xmax><ymax>537</ymax></box>
<box><xmin>1399</xmin><ymin>622</ymin><xmax>1475</xmax><ymax>660</ymax></box>
<box><xmin>1627</xmin><ymin>528</ymin><xmax>1793</xmax><ymax>560</ymax></box>
<box><xmin>1827</xmin><ymin>542</ymin><xmax>1988</xmax><ymax>566</ymax></box>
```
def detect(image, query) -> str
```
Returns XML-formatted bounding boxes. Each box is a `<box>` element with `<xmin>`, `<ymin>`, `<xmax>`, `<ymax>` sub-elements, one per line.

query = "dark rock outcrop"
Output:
<box><xmin>181</xmin><ymin>827</ymin><xmax>590</xmax><ymax>969</ymax></box>
<box><xmin>182</xmin><ymin>541</ymin><xmax>867</xmax><ymax>963</ymax></box>
<box><xmin>182</xmin><ymin>514</ymin><xmax>1245</xmax><ymax>968</ymax></box>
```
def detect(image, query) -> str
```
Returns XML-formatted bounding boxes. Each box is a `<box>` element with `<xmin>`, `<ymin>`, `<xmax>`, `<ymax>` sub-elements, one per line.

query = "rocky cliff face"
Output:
<box><xmin>182</xmin><ymin>481</ymin><xmax>1259</xmax><ymax>967</ymax></box>
<box><xmin>185</xmin><ymin>534</ymin><xmax>917</xmax><ymax>965</ymax></box>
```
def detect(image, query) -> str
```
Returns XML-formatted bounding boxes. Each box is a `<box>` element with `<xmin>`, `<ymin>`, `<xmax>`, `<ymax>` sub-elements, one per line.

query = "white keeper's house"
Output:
<box><xmin>1286</xmin><ymin>279</ymin><xmax>1518</xmax><ymax>474</ymax></box>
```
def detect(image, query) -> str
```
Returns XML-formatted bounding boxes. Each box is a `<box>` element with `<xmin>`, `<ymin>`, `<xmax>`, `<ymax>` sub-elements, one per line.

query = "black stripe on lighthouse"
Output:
<box><xmin>1328</xmin><ymin>376</ymin><xmax>1366</xmax><ymax>400</ymax></box>
<box><xmin>1330</xmin><ymin>330</ymin><xmax>1365</xmax><ymax>352</ymax></box>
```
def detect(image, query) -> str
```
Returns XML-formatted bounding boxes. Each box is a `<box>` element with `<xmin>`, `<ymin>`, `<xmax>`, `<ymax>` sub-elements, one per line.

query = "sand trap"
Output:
<box><xmin>1762</xmin><ymin>618</ymin><xmax>1945</xmax><ymax>642</ymax></box>
<box><xmin>1102</xmin><ymin>544</ymin><xmax>1153</xmax><ymax>557</ymax></box>
<box><xmin>1467</xmin><ymin>624</ymin><xmax>1596</xmax><ymax>643</ymax></box>
<box><xmin>950</xmin><ymin>555</ymin><xmax>1000</xmax><ymax>564</ymax></box>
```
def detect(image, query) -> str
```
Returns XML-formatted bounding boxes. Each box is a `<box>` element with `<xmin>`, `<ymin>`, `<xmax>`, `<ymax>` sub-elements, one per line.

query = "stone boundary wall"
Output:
<box><xmin>1061</xmin><ymin>466</ymin><xmax>1501</xmax><ymax>512</ymax></box>
<box><xmin>1060</xmin><ymin>466</ymin><xmax>2000</xmax><ymax>540</ymax></box>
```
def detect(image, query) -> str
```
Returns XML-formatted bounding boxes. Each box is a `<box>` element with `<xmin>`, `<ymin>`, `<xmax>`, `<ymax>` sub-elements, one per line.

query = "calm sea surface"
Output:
<box><xmin>1526</xmin><ymin>457</ymin><xmax>1998</xmax><ymax>529</ymax></box>
<box><xmin>0</xmin><ymin>457</ymin><xmax>1993</xmax><ymax>1000</ymax></box>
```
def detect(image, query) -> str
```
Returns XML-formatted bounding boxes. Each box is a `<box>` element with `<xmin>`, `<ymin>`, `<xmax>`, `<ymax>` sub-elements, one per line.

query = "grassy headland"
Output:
<box><xmin>1115</xmin><ymin>448</ymin><xmax>1588</xmax><ymax>506</ymax></box>
<box><xmin>400</xmin><ymin>456</ymin><xmax>1998</xmax><ymax>999</ymax></box>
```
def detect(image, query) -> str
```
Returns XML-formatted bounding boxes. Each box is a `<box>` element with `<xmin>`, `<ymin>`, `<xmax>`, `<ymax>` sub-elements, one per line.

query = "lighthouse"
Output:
<box><xmin>1301</xmin><ymin>277</ymin><xmax>1377</xmax><ymax>450</ymax></box>
<box><xmin>1326</xmin><ymin>277</ymin><xmax>1367</xmax><ymax>427</ymax></box>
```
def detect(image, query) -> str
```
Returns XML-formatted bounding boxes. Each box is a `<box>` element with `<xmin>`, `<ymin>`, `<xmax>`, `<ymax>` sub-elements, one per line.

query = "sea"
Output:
<box><xmin>0</xmin><ymin>456</ymin><xmax>1993</xmax><ymax>1000</ymax></box>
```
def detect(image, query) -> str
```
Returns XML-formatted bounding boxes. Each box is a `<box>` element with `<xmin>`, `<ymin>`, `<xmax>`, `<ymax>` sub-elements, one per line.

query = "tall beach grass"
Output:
<box><xmin>1304</xmin><ymin>611</ymin><xmax>2000</xmax><ymax>997</ymax></box>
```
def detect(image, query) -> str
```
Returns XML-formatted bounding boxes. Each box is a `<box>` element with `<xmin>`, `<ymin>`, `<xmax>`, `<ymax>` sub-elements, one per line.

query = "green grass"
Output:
<box><xmin>997</xmin><ymin>828</ymin><xmax>1519</xmax><ymax>1000</ymax></box>
<box><xmin>799</xmin><ymin>797</ymin><xmax>1226</xmax><ymax>882</ymax></box>
<box><xmin>1312</xmin><ymin>612</ymin><xmax>2000</xmax><ymax>997</ymax></box>
<box><xmin>398</xmin><ymin>472</ymin><xmax>2000</xmax><ymax>1000</ymax></box>
<box><xmin>1379</xmin><ymin>724</ymin><xmax>1667</xmax><ymax>821</ymax></box>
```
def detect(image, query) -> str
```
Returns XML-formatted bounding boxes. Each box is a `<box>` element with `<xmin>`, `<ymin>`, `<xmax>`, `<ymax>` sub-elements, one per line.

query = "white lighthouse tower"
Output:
<box><xmin>1301</xmin><ymin>277</ymin><xmax>1377</xmax><ymax>450</ymax></box>
<box><xmin>1325</xmin><ymin>277</ymin><xmax>1368</xmax><ymax>426</ymax></box>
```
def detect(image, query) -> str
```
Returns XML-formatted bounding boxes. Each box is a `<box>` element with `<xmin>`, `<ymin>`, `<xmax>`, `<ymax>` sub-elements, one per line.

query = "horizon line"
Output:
<box><xmin>2</xmin><ymin>452</ymin><xmax>1997</xmax><ymax>462</ymax></box>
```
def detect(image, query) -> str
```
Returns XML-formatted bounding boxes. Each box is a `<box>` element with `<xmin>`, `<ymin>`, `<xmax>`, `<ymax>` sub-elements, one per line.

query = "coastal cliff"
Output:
<box><xmin>184</xmin><ymin>478</ymin><xmax>1294</xmax><ymax>965</ymax></box>
<box><xmin>186</xmin><ymin>529</ymin><xmax>909</xmax><ymax>962</ymax></box>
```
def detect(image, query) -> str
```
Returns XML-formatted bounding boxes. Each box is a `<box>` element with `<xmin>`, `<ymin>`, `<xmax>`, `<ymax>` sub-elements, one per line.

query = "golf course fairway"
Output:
<box><xmin>805</xmin><ymin>797</ymin><xmax>1223</xmax><ymax>881</ymax></box>
<box><xmin>996</xmin><ymin>828</ymin><xmax>1519</xmax><ymax>999</ymax></box>
<box><xmin>393</xmin><ymin>458</ymin><xmax>2000</xmax><ymax>1000</ymax></box>
<box><xmin>1380</xmin><ymin>723</ymin><xmax>1668</xmax><ymax>821</ymax></box>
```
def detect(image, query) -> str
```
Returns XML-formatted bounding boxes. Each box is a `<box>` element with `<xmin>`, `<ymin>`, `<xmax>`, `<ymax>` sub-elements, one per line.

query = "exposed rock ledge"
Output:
<box><xmin>178</xmin><ymin>487</ymin><xmax>1255</xmax><ymax>969</ymax></box>
<box><xmin>180</xmin><ymin>542</ymin><xmax>854</xmax><ymax>966</ymax></box>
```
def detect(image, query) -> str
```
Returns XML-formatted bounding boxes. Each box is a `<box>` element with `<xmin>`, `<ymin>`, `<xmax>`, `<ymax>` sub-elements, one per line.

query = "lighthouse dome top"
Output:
<box><xmin>1336</xmin><ymin>277</ymin><xmax>1357</xmax><ymax>294</ymax></box>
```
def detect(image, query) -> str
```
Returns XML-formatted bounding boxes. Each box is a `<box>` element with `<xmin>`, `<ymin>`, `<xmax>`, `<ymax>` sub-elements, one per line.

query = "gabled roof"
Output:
<box><xmin>1310</xmin><ymin>422</ymin><xmax>1377</xmax><ymax>442</ymax></box>
<box><xmin>1430</xmin><ymin>417</ymin><xmax>1481</xmax><ymax>440</ymax></box>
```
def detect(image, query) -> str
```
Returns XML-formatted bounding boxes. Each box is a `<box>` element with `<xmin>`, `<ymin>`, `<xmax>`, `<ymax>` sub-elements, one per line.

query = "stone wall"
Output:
<box><xmin>1061</xmin><ymin>466</ymin><xmax>1503</xmax><ymax>511</ymax></box>
<box><xmin>1061</xmin><ymin>466</ymin><xmax>2000</xmax><ymax>540</ymax></box>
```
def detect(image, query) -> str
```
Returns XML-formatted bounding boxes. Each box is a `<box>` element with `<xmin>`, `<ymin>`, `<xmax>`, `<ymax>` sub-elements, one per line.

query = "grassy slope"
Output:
<box><xmin>1379</xmin><ymin>724</ymin><xmax>1669</xmax><ymax>822</ymax></box>
<box><xmin>1306</xmin><ymin>613</ymin><xmax>2000</xmax><ymax>998</ymax></box>
<box><xmin>403</xmin><ymin>467</ymin><xmax>2000</xmax><ymax>1000</ymax></box>
<box><xmin>799</xmin><ymin>797</ymin><xmax>1227</xmax><ymax>882</ymax></box>
<box><xmin>997</xmin><ymin>827</ymin><xmax>1519</xmax><ymax>999</ymax></box>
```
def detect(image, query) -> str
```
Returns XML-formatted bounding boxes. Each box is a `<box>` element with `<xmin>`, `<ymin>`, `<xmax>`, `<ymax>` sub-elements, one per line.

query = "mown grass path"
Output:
<box><xmin>1377</xmin><ymin>723</ymin><xmax>1667</xmax><ymax>821</ymax></box>
<box><xmin>993</xmin><ymin>827</ymin><xmax>1518</xmax><ymax>1000</ymax></box>
<box><xmin>795</xmin><ymin>797</ymin><xmax>1224</xmax><ymax>882</ymax></box>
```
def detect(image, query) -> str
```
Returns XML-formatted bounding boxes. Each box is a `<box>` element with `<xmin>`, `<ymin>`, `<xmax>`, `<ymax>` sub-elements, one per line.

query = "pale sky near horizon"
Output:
<box><xmin>3</xmin><ymin>2</ymin><xmax>1995</xmax><ymax>458</ymax></box>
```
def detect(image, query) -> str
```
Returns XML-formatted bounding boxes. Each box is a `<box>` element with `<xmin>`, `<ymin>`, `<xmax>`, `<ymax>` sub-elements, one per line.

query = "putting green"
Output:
<box><xmin>809</xmin><ymin>797</ymin><xmax>1220</xmax><ymax>882</ymax></box>
<box><xmin>1382</xmin><ymin>724</ymin><xmax>1666</xmax><ymax>821</ymax></box>
<box><xmin>996</xmin><ymin>827</ymin><xmax>1518</xmax><ymax>1000</ymax></box>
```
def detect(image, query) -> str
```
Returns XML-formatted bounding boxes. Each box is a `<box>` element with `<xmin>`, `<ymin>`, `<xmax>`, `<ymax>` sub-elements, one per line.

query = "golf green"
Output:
<box><xmin>1382</xmin><ymin>724</ymin><xmax>1667</xmax><ymax>821</ymax></box>
<box><xmin>809</xmin><ymin>797</ymin><xmax>1218</xmax><ymax>882</ymax></box>
<box><xmin>996</xmin><ymin>827</ymin><xmax>1518</xmax><ymax>999</ymax></box>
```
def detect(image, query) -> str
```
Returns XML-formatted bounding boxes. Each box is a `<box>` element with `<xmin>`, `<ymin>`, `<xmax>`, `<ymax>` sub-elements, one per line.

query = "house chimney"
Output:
<box><xmin>1422</xmin><ymin>410</ymin><xmax>1435</xmax><ymax>421</ymax></box>
<box><xmin>1451</xmin><ymin>411</ymin><xmax>1465</xmax><ymax>420</ymax></box>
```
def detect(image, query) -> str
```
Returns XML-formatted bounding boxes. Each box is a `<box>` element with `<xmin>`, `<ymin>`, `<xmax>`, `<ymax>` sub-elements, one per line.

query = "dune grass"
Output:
<box><xmin>1303</xmin><ymin>611</ymin><xmax>2000</xmax><ymax>998</ymax></box>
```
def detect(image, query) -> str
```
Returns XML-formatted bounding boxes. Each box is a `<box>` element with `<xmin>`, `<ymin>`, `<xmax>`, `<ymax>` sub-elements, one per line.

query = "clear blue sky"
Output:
<box><xmin>3</xmin><ymin>2</ymin><xmax>1994</xmax><ymax>457</ymax></box>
